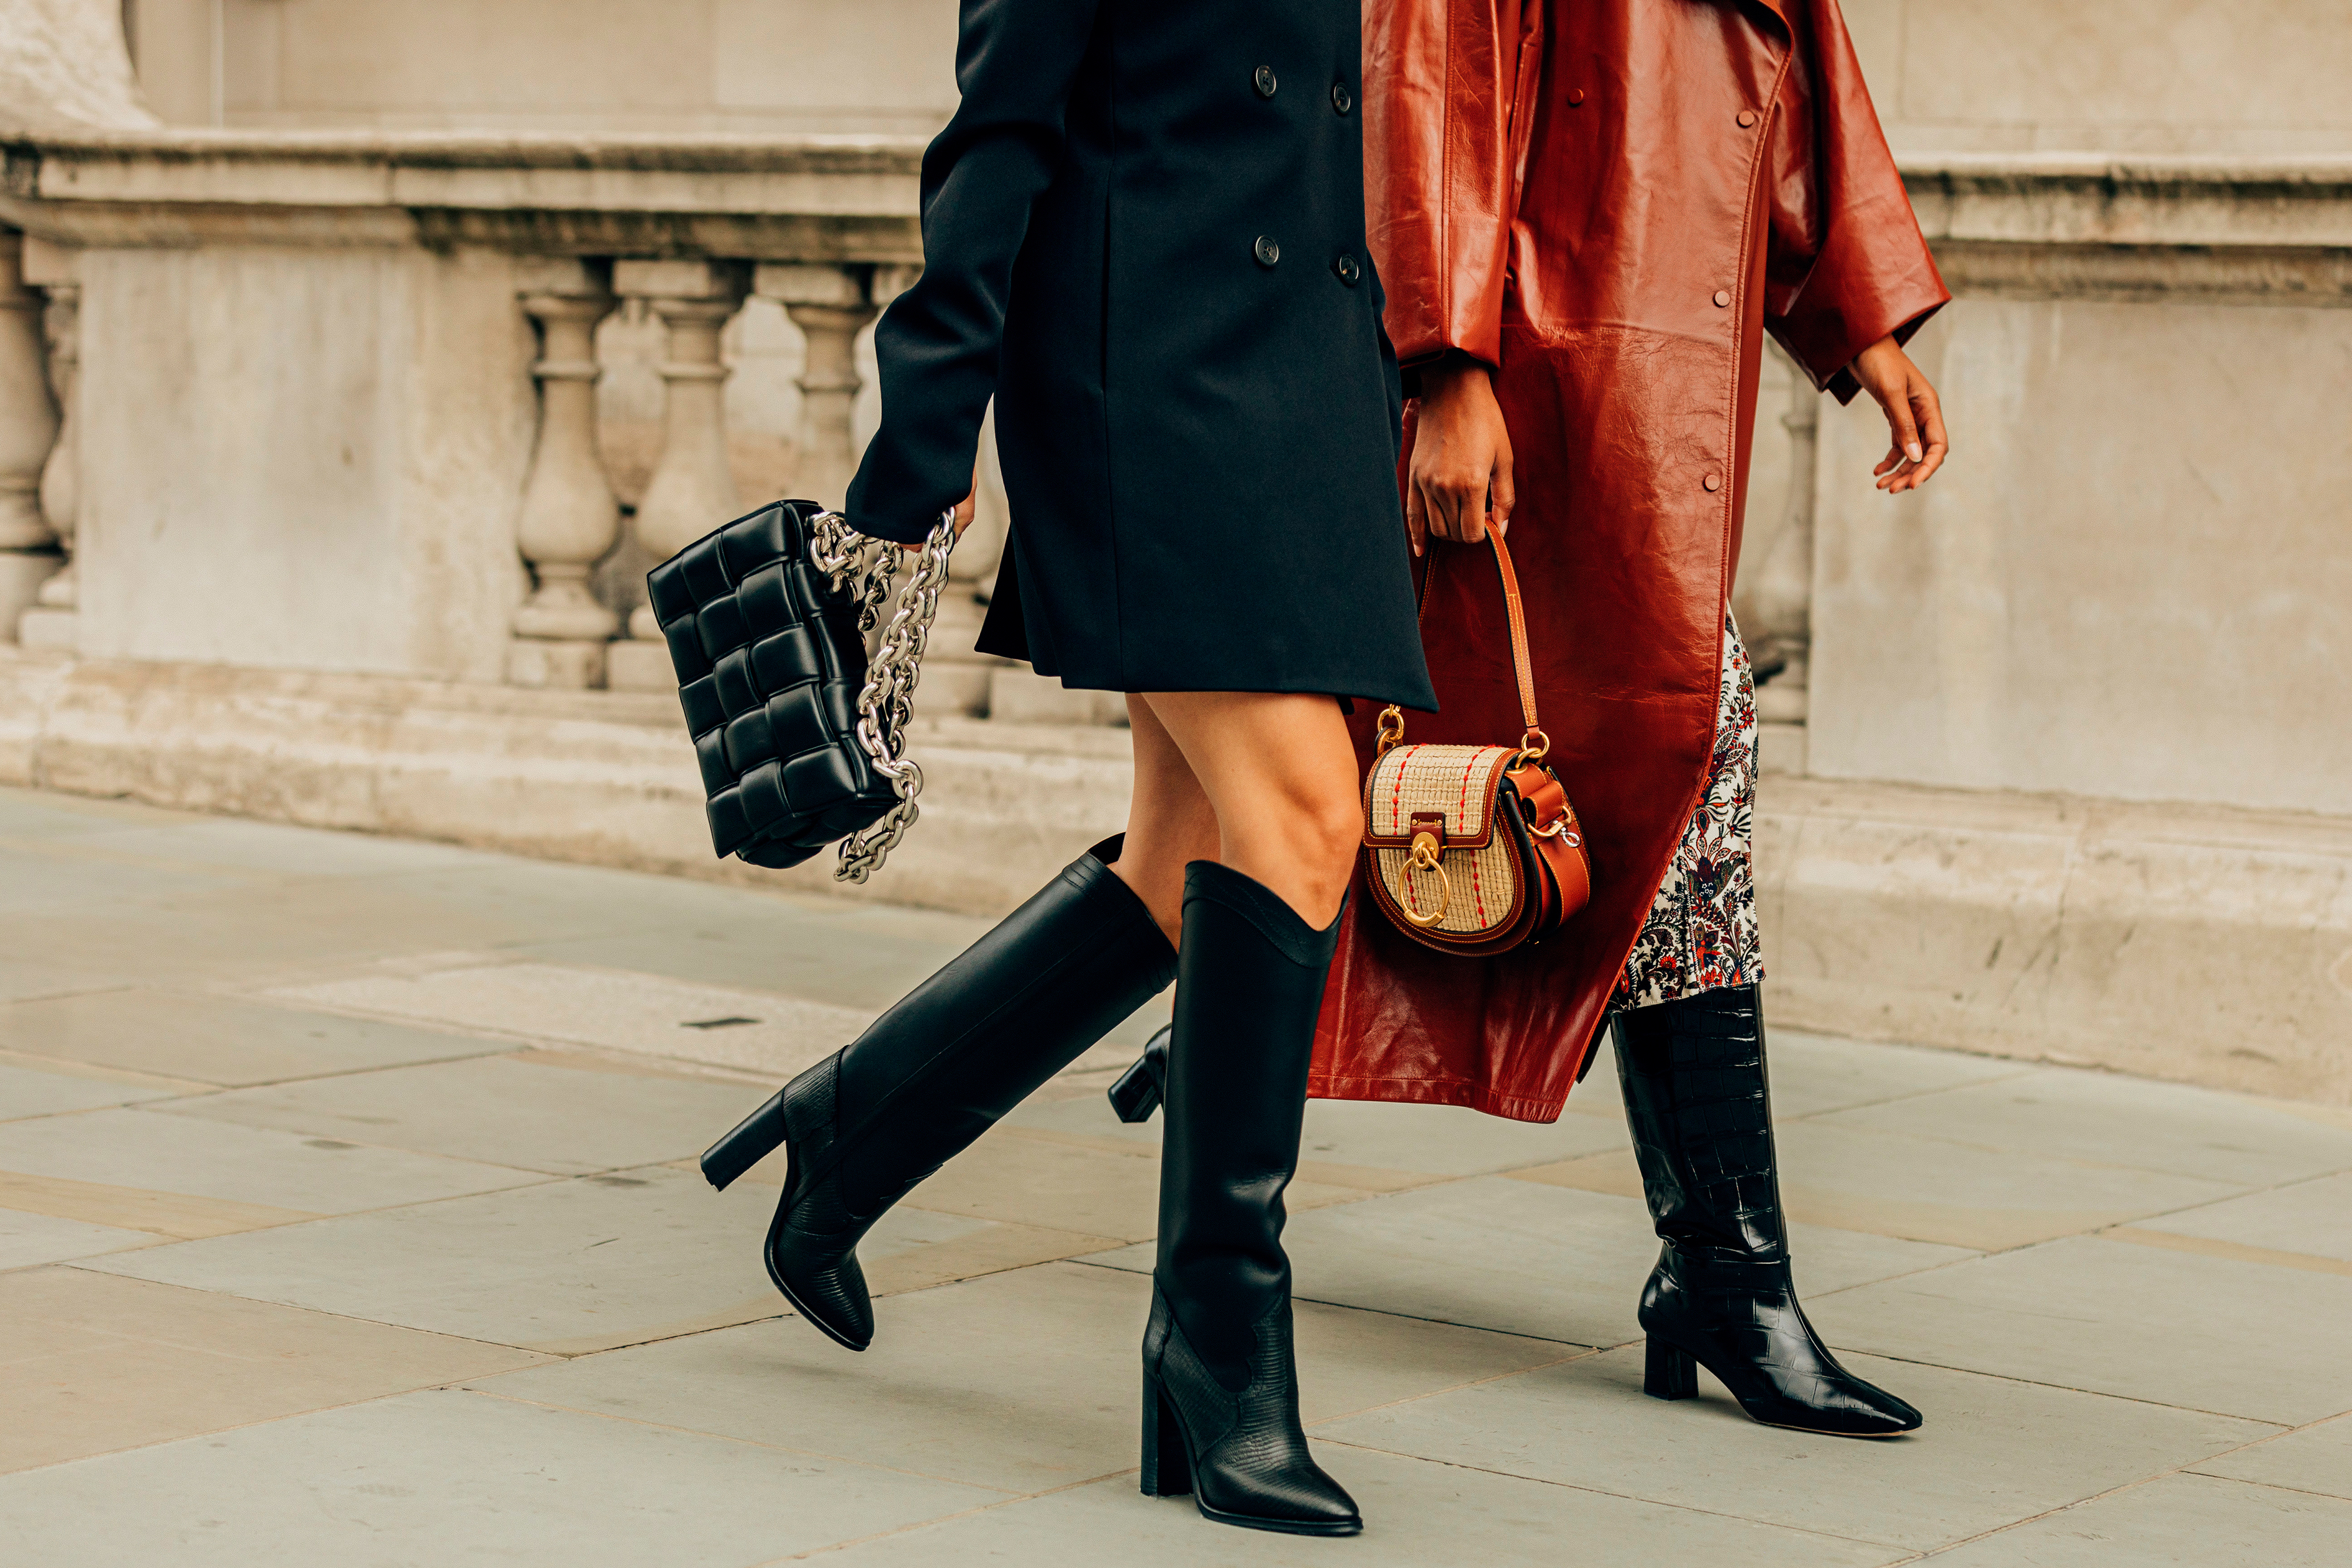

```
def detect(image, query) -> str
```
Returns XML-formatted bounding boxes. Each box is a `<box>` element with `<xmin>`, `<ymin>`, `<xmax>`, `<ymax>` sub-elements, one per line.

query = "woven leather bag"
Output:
<box><xmin>645</xmin><ymin>498</ymin><xmax>956</xmax><ymax>880</ymax></box>
<box><xmin>1362</xmin><ymin>533</ymin><xmax>1592</xmax><ymax>956</ymax></box>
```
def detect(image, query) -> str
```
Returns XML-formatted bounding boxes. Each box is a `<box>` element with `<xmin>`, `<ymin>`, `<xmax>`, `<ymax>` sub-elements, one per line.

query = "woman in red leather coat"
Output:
<box><xmin>1324</xmin><ymin>0</ymin><xmax>1953</xmax><ymax>1437</ymax></box>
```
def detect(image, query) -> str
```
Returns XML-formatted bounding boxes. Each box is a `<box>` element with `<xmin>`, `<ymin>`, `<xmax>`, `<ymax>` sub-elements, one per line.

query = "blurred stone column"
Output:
<box><xmin>756</xmin><ymin>262</ymin><xmax>877</xmax><ymax>512</ymax></box>
<box><xmin>1750</xmin><ymin>343</ymin><xmax>1820</xmax><ymax>775</ymax></box>
<box><xmin>510</xmin><ymin>265</ymin><xmax>622</xmax><ymax>688</ymax></box>
<box><xmin>609</xmin><ymin>260</ymin><xmax>750</xmax><ymax>691</ymax></box>
<box><xmin>0</xmin><ymin>230</ymin><xmax>62</xmax><ymax>640</ymax></box>
<box><xmin>17</xmin><ymin>237</ymin><xmax>79</xmax><ymax>650</ymax></box>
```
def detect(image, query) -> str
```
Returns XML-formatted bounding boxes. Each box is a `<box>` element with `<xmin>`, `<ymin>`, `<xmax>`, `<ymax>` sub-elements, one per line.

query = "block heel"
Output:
<box><xmin>700</xmin><ymin>1090</ymin><xmax>788</xmax><ymax>1192</ymax></box>
<box><xmin>1106</xmin><ymin>1025</ymin><xmax>1169</xmax><ymax>1124</ymax></box>
<box><xmin>1645</xmin><ymin>1335</ymin><xmax>1697</xmax><ymax>1400</ymax></box>
<box><xmin>1138</xmin><ymin>1372</ymin><xmax>1192</xmax><ymax>1498</ymax></box>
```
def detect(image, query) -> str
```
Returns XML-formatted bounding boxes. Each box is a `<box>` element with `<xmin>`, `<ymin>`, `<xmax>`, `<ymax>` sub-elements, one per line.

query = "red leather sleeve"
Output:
<box><xmin>1762</xmin><ymin>0</ymin><xmax>1950</xmax><ymax>403</ymax></box>
<box><xmin>1363</xmin><ymin>0</ymin><xmax>1535</xmax><ymax>371</ymax></box>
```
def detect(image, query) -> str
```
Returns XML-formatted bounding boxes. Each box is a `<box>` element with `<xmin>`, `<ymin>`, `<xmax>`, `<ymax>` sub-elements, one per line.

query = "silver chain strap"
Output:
<box><xmin>807</xmin><ymin>509</ymin><xmax>959</xmax><ymax>882</ymax></box>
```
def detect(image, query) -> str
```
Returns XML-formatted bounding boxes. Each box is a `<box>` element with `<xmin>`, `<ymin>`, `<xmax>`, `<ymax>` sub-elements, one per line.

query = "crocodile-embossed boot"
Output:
<box><xmin>1614</xmin><ymin>984</ymin><xmax>1923</xmax><ymax>1438</ymax></box>
<box><xmin>1140</xmin><ymin>862</ymin><xmax>1361</xmax><ymax>1536</ymax></box>
<box><xmin>700</xmin><ymin>836</ymin><xmax>1175</xmax><ymax>1351</ymax></box>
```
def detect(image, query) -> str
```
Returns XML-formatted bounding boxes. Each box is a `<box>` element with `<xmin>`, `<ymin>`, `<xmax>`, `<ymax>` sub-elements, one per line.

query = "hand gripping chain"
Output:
<box><xmin>807</xmin><ymin>509</ymin><xmax>960</xmax><ymax>882</ymax></box>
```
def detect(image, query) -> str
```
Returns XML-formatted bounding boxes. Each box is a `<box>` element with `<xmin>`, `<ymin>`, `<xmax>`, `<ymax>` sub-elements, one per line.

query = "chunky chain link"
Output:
<box><xmin>809</xmin><ymin>509</ymin><xmax>959</xmax><ymax>883</ymax></box>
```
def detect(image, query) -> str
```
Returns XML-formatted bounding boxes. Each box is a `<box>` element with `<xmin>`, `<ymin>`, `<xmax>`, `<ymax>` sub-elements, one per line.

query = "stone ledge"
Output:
<box><xmin>2</xmin><ymin>650</ymin><xmax>2345</xmax><ymax>1105</ymax></box>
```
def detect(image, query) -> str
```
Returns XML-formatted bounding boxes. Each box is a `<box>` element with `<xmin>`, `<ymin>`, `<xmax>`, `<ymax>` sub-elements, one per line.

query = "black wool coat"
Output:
<box><xmin>841</xmin><ymin>0</ymin><xmax>1437</xmax><ymax>710</ymax></box>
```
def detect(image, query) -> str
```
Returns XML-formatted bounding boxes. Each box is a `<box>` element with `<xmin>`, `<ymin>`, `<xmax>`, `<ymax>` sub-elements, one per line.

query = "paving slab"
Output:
<box><xmin>0</xmin><ymin>1104</ymin><xmax>546</xmax><ymax>1221</ymax></box>
<box><xmin>1816</xmin><ymin>1066</ymin><xmax>2352</xmax><ymax>1187</ymax></box>
<box><xmin>272</xmin><ymin>959</ymin><xmax>880</xmax><ymax>1080</ymax></box>
<box><xmin>0</xmin><ymin>1058</ymin><xmax>188</xmax><ymax>1120</ymax></box>
<box><xmin>1089</xmin><ymin>1176</ymin><xmax>1973</xmax><ymax>1348</ymax></box>
<box><xmin>85</xmin><ymin>1164</ymin><xmax>1106</xmax><ymax>1354</ymax></box>
<box><xmin>0</xmin><ymin>836</ymin><xmax>256</xmax><ymax>916</ymax></box>
<box><xmin>0</xmin><ymin>1206</ymin><xmax>155</xmax><ymax>1269</ymax></box>
<box><xmin>1925</xmin><ymin>1472</ymin><xmax>2352</xmax><ymax>1568</ymax></box>
<box><xmin>0</xmin><ymin>988</ymin><xmax>509</xmax><ymax>1086</ymax></box>
<box><xmin>2191</xmin><ymin>1412</ymin><xmax>2352</xmax><ymax>1501</ymax></box>
<box><xmin>1319</xmin><ymin>1340</ymin><xmax>2274</xmax><ymax>1550</ymax></box>
<box><xmin>0</xmin><ymin>1387</ymin><xmax>1001</xmax><ymax>1566</ymax></box>
<box><xmin>1805</xmin><ymin>1235</ymin><xmax>2352</xmax><ymax>1425</ymax></box>
<box><xmin>2136</xmin><ymin>1171</ymin><xmax>2352</xmax><ymax>1263</ymax></box>
<box><xmin>809</xmin><ymin>1446</ymin><xmax>1905</xmax><ymax>1567</ymax></box>
<box><xmin>474</xmin><ymin>1261</ymin><xmax>1572</xmax><ymax>1496</ymax></box>
<box><xmin>158</xmin><ymin>1051</ymin><xmax>771</xmax><ymax>1177</ymax></box>
<box><xmin>0</xmin><ymin>1268</ymin><xmax>545</xmax><ymax>1473</ymax></box>
<box><xmin>1515</xmin><ymin>1116</ymin><xmax>2250</xmax><ymax>1251</ymax></box>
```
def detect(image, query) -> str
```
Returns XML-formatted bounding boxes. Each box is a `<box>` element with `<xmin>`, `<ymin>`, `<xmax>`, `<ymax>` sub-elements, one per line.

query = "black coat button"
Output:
<box><xmin>1255</xmin><ymin>235</ymin><xmax>1281</xmax><ymax>268</ymax></box>
<box><xmin>1253</xmin><ymin>65</ymin><xmax>1278</xmax><ymax>98</ymax></box>
<box><xmin>1333</xmin><ymin>253</ymin><xmax>1361</xmax><ymax>286</ymax></box>
<box><xmin>1331</xmin><ymin>80</ymin><xmax>1353</xmax><ymax>115</ymax></box>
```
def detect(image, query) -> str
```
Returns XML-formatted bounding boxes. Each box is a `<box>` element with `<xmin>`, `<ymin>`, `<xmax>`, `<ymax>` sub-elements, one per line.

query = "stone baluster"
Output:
<box><xmin>509</xmin><ymin>268</ymin><xmax>623</xmax><ymax>688</ymax></box>
<box><xmin>607</xmin><ymin>260</ymin><xmax>749</xmax><ymax>692</ymax></box>
<box><xmin>0</xmin><ymin>230</ymin><xmax>61</xmax><ymax>640</ymax></box>
<box><xmin>1750</xmin><ymin>343</ymin><xmax>1821</xmax><ymax>773</ymax></box>
<box><xmin>755</xmin><ymin>262</ymin><xmax>878</xmax><ymax>512</ymax></box>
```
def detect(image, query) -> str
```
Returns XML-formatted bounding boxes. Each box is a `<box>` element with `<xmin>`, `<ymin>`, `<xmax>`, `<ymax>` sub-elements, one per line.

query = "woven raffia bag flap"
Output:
<box><xmin>645</xmin><ymin>499</ymin><xmax>956</xmax><ymax>882</ymax></box>
<box><xmin>1361</xmin><ymin>533</ymin><xmax>1592</xmax><ymax>957</ymax></box>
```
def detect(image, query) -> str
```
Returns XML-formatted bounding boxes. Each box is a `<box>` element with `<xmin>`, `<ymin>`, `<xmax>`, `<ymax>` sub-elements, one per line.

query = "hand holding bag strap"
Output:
<box><xmin>1382</xmin><ymin>533</ymin><xmax>1547</xmax><ymax>762</ymax></box>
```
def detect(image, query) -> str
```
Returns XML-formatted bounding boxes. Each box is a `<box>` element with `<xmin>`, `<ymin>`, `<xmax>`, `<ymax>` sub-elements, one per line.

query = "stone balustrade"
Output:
<box><xmin>0</xmin><ymin>130</ymin><xmax>924</xmax><ymax>687</ymax></box>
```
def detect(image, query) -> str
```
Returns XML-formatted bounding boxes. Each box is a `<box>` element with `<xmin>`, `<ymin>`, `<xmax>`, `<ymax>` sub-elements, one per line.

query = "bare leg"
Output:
<box><xmin>1130</xmin><ymin>691</ymin><xmax>1361</xmax><ymax>925</ymax></box>
<box><xmin>1112</xmin><ymin>695</ymin><xmax>1221</xmax><ymax>950</ymax></box>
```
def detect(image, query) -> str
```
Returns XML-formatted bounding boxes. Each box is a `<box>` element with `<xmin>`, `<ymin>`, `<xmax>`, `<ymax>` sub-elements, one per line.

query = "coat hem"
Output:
<box><xmin>1306</xmin><ymin>1069</ymin><xmax>1564</xmax><ymax>1125</ymax></box>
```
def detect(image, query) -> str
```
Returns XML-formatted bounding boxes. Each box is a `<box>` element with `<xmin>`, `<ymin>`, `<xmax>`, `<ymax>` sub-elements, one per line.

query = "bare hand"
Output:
<box><xmin>1851</xmin><ymin>335</ymin><xmax>1948</xmax><ymax>493</ymax></box>
<box><xmin>1407</xmin><ymin>356</ymin><xmax>1514</xmax><ymax>556</ymax></box>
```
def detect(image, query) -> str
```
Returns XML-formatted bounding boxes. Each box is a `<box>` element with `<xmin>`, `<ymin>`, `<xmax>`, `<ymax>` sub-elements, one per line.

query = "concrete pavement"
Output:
<box><xmin>2</xmin><ymin>784</ymin><xmax>2349</xmax><ymax>1565</ymax></box>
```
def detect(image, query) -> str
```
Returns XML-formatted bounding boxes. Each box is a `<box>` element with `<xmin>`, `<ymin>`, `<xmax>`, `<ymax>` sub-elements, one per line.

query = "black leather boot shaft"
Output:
<box><xmin>833</xmin><ymin>836</ymin><xmax>1176</xmax><ymax>1215</ymax></box>
<box><xmin>1613</xmin><ymin>984</ymin><xmax>1922</xmax><ymax>1437</ymax></box>
<box><xmin>720</xmin><ymin>836</ymin><xmax>1174</xmax><ymax>1350</ymax></box>
<box><xmin>1155</xmin><ymin>863</ymin><xmax>1330</xmax><ymax>1383</ymax></box>
<box><xmin>1145</xmin><ymin>861</ymin><xmax>1359</xmax><ymax>1535</ymax></box>
<box><xmin>1614</xmin><ymin>982</ymin><xmax>1786</xmax><ymax>1261</ymax></box>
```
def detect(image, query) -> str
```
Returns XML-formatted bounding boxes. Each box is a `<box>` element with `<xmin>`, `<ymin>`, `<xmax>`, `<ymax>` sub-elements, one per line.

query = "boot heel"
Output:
<box><xmin>1138</xmin><ymin>1374</ymin><xmax>1192</xmax><ymax>1497</ymax></box>
<box><xmin>701</xmin><ymin>1090</ymin><xmax>788</xmax><ymax>1191</ymax></box>
<box><xmin>1107</xmin><ymin>1056</ymin><xmax>1163</xmax><ymax>1123</ymax></box>
<box><xmin>1645</xmin><ymin>1336</ymin><xmax>1698</xmax><ymax>1401</ymax></box>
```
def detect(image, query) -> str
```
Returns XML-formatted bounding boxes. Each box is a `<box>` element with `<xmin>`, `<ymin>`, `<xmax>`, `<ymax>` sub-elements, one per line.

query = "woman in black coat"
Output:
<box><xmin>698</xmin><ymin>0</ymin><xmax>1432</xmax><ymax>1539</ymax></box>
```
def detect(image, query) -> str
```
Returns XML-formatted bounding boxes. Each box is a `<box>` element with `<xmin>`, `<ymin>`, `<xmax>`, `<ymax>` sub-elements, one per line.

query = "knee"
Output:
<box><xmin>1290</xmin><ymin>779</ymin><xmax>1364</xmax><ymax>888</ymax></box>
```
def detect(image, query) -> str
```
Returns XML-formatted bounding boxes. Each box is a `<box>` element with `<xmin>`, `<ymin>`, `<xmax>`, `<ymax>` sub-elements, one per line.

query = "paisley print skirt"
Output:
<box><xmin>1610</xmin><ymin>615</ymin><xmax>1762</xmax><ymax>1011</ymax></box>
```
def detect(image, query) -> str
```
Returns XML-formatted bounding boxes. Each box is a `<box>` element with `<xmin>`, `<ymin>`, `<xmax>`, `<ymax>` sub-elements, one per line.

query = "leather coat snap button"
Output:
<box><xmin>1330</xmin><ymin>80</ymin><xmax>1353</xmax><ymax>115</ymax></box>
<box><xmin>1568</xmin><ymin>88</ymin><xmax>1586</xmax><ymax>106</ymax></box>
<box><xmin>1254</xmin><ymin>235</ymin><xmax>1281</xmax><ymax>268</ymax></box>
<box><xmin>1253</xmin><ymin>65</ymin><xmax>1277</xmax><ymax>99</ymax></box>
<box><xmin>1702</xmin><ymin>471</ymin><xmax>1723</xmax><ymax>492</ymax></box>
<box><xmin>1333</xmin><ymin>253</ymin><xmax>1361</xmax><ymax>286</ymax></box>
<box><xmin>1712</xmin><ymin>289</ymin><xmax>1732</xmax><ymax>307</ymax></box>
<box><xmin>1737</xmin><ymin>109</ymin><xmax>1759</xmax><ymax>129</ymax></box>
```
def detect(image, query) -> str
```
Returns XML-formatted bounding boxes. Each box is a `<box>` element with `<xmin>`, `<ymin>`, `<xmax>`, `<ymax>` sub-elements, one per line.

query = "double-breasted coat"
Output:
<box><xmin>843</xmin><ymin>0</ymin><xmax>1436</xmax><ymax>712</ymax></box>
<box><xmin>1310</xmin><ymin>0</ymin><xmax>1950</xmax><ymax>1119</ymax></box>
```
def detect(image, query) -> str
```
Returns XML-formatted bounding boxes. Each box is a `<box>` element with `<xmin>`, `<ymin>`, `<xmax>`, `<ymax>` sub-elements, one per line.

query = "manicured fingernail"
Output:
<box><xmin>1905</xmin><ymin>443</ymin><xmax>1923</xmax><ymax>462</ymax></box>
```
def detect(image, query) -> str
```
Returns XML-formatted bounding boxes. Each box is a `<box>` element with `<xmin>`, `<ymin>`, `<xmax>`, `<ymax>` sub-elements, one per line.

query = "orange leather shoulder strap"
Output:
<box><xmin>1417</xmin><ymin>535</ymin><xmax>1542</xmax><ymax>735</ymax></box>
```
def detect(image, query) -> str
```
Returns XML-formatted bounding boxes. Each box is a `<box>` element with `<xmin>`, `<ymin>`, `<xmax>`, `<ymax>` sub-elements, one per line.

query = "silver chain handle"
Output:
<box><xmin>807</xmin><ymin>509</ymin><xmax>959</xmax><ymax>882</ymax></box>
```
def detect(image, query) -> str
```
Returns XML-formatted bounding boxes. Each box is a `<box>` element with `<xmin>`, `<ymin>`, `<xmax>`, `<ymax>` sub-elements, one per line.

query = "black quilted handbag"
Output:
<box><xmin>643</xmin><ymin>499</ymin><xmax>958</xmax><ymax>880</ymax></box>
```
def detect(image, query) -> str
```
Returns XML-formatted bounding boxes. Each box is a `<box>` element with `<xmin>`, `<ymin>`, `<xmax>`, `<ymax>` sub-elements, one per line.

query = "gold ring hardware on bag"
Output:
<box><xmin>1374</xmin><ymin>705</ymin><xmax>1406</xmax><ymax>758</ymax></box>
<box><xmin>1400</xmin><ymin>830</ymin><xmax>1451</xmax><ymax>927</ymax></box>
<box><xmin>1515</xmin><ymin>727</ymin><xmax>1551</xmax><ymax>766</ymax></box>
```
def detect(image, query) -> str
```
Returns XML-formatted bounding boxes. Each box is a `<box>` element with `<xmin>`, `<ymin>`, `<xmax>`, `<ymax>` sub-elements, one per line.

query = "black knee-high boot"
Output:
<box><xmin>701</xmin><ymin>836</ymin><xmax>1176</xmax><ymax>1351</ymax></box>
<box><xmin>1614</xmin><ymin>983</ymin><xmax>1923</xmax><ymax>1437</ymax></box>
<box><xmin>1140</xmin><ymin>862</ymin><xmax>1361</xmax><ymax>1536</ymax></box>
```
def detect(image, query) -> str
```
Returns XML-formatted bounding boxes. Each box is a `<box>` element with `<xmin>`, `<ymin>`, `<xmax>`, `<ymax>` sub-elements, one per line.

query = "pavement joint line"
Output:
<box><xmin>2099</xmin><ymin>1223</ymin><xmax>2352</xmax><ymax>1277</ymax></box>
<box><xmin>47</xmin><ymin>1260</ymin><xmax>578</xmax><ymax>1361</ymax></box>
<box><xmin>456</xmin><ymin>1384</ymin><xmax>1036</xmax><ymax>1495</ymax></box>
<box><xmin>116</xmin><ymin>1097</ymin><xmax>602</xmax><ymax>1180</ymax></box>
<box><xmin>1312</xmin><ymin>1434</ymin><xmax>1926</xmax><ymax>1554</ymax></box>
<box><xmin>1773</xmin><ymin>1064</ymin><xmax>2045</xmax><ymax>1123</ymax></box>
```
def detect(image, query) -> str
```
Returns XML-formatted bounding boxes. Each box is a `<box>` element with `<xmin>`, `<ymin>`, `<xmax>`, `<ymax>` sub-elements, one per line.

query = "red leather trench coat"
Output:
<box><xmin>1310</xmin><ymin>0</ymin><xmax>1949</xmax><ymax>1121</ymax></box>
